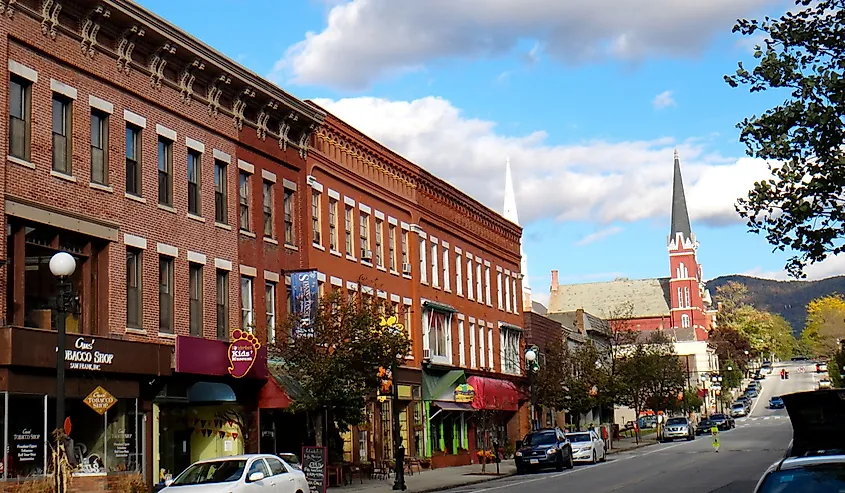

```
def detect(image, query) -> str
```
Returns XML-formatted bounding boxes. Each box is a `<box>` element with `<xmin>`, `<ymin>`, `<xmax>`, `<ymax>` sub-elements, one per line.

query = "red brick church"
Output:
<box><xmin>546</xmin><ymin>151</ymin><xmax>716</xmax><ymax>341</ymax></box>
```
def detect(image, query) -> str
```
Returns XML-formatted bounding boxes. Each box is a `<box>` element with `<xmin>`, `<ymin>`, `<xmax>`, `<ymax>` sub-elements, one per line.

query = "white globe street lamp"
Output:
<box><xmin>49</xmin><ymin>251</ymin><xmax>76</xmax><ymax>277</ymax></box>
<box><xmin>50</xmin><ymin>251</ymin><xmax>76</xmax><ymax>446</ymax></box>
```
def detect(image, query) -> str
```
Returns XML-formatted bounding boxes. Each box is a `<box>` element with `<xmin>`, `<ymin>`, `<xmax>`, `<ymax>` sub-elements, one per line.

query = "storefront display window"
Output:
<box><xmin>6</xmin><ymin>394</ymin><xmax>45</xmax><ymax>479</ymax></box>
<box><xmin>413</xmin><ymin>401</ymin><xmax>424</xmax><ymax>458</ymax></box>
<box><xmin>380</xmin><ymin>401</ymin><xmax>392</xmax><ymax>461</ymax></box>
<box><xmin>106</xmin><ymin>399</ymin><xmax>140</xmax><ymax>473</ymax></box>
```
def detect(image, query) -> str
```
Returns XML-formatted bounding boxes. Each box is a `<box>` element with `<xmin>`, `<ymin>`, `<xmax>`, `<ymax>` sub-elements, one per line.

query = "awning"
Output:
<box><xmin>466</xmin><ymin>376</ymin><xmax>522</xmax><ymax>412</ymax></box>
<box><xmin>258</xmin><ymin>361</ymin><xmax>302</xmax><ymax>409</ymax></box>
<box><xmin>422</xmin><ymin>300</ymin><xmax>457</xmax><ymax>313</ymax></box>
<box><xmin>432</xmin><ymin>401</ymin><xmax>474</xmax><ymax>412</ymax></box>
<box><xmin>187</xmin><ymin>382</ymin><xmax>237</xmax><ymax>403</ymax></box>
<box><xmin>422</xmin><ymin>369</ymin><xmax>465</xmax><ymax>401</ymax></box>
<box><xmin>498</xmin><ymin>322</ymin><xmax>524</xmax><ymax>332</ymax></box>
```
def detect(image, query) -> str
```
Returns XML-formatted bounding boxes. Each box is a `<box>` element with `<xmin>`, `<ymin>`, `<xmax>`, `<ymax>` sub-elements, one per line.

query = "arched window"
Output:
<box><xmin>681</xmin><ymin>314</ymin><xmax>691</xmax><ymax>328</ymax></box>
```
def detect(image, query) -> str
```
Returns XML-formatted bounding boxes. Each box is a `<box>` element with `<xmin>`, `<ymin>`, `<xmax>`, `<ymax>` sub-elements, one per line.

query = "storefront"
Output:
<box><xmin>466</xmin><ymin>376</ymin><xmax>522</xmax><ymax>459</ymax></box>
<box><xmin>153</xmin><ymin>335</ymin><xmax>267</xmax><ymax>483</ymax></box>
<box><xmin>422</xmin><ymin>369</ymin><xmax>475</xmax><ymax>468</ymax></box>
<box><xmin>0</xmin><ymin>326</ymin><xmax>171</xmax><ymax>487</ymax></box>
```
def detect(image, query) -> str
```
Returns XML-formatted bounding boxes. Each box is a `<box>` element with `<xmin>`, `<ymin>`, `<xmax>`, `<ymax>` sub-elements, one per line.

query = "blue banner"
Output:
<box><xmin>291</xmin><ymin>270</ymin><xmax>319</xmax><ymax>337</ymax></box>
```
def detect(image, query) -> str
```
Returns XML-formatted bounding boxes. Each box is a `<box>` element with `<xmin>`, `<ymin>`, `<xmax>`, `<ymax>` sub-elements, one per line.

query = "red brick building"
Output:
<box><xmin>307</xmin><ymin>112</ymin><xmax>528</xmax><ymax>467</ymax></box>
<box><xmin>0</xmin><ymin>0</ymin><xmax>322</xmax><ymax>489</ymax></box>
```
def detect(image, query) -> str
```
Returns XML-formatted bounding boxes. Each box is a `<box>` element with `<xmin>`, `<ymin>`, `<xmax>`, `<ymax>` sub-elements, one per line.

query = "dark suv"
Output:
<box><xmin>515</xmin><ymin>428</ymin><xmax>573</xmax><ymax>474</ymax></box>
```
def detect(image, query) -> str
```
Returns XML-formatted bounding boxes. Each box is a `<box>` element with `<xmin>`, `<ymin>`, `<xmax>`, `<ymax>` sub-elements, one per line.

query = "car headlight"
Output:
<box><xmin>515</xmin><ymin>451</ymin><xmax>522</xmax><ymax>457</ymax></box>
<box><xmin>546</xmin><ymin>448</ymin><xmax>557</xmax><ymax>455</ymax></box>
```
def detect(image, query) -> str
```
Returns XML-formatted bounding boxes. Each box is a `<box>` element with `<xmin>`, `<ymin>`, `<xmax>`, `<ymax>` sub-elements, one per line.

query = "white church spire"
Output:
<box><xmin>502</xmin><ymin>157</ymin><xmax>533</xmax><ymax>311</ymax></box>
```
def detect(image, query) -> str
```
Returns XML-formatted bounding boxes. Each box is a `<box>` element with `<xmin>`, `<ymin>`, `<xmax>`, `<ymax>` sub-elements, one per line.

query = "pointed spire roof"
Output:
<box><xmin>670</xmin><ymin>149</ymin><xmax>692</xmax><ymax>240</ymax></box>
<box><xmin>503</xmin><ymin>156</ymin><xmax>519</xmax><ymax>225</ymax></box>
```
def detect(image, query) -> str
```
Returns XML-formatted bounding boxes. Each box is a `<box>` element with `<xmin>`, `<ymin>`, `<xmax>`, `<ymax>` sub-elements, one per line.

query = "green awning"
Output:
<box><xmin>423</xmin><ymin>300</ymin><xmax>457</xmax><ymax>313</ymax></box>
<box><xmin>422</xmin><ymin>369</ymin><xmax>465</xmax><ymax>401</ymax></box>
<box><xmin>267</xmin><ymin>361</ymin><xmax>304</xmax><ymax>401</ymax></box>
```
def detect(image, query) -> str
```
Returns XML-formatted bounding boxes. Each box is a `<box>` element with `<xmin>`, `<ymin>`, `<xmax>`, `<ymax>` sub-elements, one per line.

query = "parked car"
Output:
<box><xmin>565</xmin><ymin>430</ymin><xmax>606</xmax><ymax>464</ymax></box>
<box><xmin>753</xmin><ymin>390</ymin><xmax>845</xmax><ymax>492</ymax></box>
<box><xmin>736</xmin><ymin>396</ymin><xmax>752</xmax><ymax>411</ymax></box>
<box><xmin>277</xmin><ymin>453</ymin><xmax>301</xmax><ymax>470</ymax></box>
<box><xmin>515</xmin><ymin>428</ymin><xmax>574</xmax><ymax>474</ymax></box>
<box><xmin>731</xmin><ymin>402</ymin><xmax>749</xmax><ymax>417</ymax></box>
<box><xmin>695</xmin><ymin>418</ymin><xmax>716</xmax><ymax>436</ymax></box>
<box><xmin>160</xmin><ymin>454</ymin><xmax>308</xmax><ymax>493</ymax></box>
<box><xmin>816</xmin><ymin>362</ymin><xmax>828</xmax><ymax>373</ymax></box>
<box><xmin>708</xmin><ymin>413</ymin><xmax>735</xmax><ymax>430</ymax></box>
<box><xmin>819</xmin><ymin>377</ymin><xmax>832</xmax><ymax>389</ymax></box>
<box><xmin>769</xmin><ymin>396</ymin><xmax>785</xmax><ymax>409</ymax></box>
<box><xmin>661</xmin><ymin>417</ymin><xmax>694</xmax><ymax>442</ymax></box>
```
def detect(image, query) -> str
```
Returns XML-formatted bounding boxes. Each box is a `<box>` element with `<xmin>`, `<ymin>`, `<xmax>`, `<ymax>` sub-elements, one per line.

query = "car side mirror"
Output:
<box><xmin>248</xmin><ymin>471</ymin><xmax>266</xmax><ymax>482</ymax></box>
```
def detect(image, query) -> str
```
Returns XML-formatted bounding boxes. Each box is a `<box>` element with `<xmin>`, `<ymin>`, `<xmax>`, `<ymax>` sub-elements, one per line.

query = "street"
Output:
<box><xmin>445</xmin><ymin>361</ymin><xmax>815</xmax><ymax>493</ymax></box>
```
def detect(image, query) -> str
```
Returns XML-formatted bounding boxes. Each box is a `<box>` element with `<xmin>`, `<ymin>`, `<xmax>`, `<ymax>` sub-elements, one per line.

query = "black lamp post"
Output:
<box><xmin>50</xmin><ymin>252</ymin><xmax>77</xmax><ymax>433</ymax></box>
<box><xmin>391</xmin><ymin>361</ymin><xmax>406</xmax><ymax>491</ymax></box>
<box><xmin>525</xmin><ymin>345</ymin><xmax>539</xmax><ymax>430</ymax></box>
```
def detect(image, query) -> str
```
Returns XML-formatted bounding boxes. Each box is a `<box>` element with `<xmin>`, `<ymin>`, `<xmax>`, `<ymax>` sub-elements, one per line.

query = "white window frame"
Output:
<box><xmin>478</xmin><ymin>323</ymin><xmax>486</xmax><ymax>368</ymax></box>
<box><xmin>497</xmin><ymin>271</ymin><xmax>503</xmax><ymax>309</ymax></box>
<box><xmin>476</xmin><ymin>261</ymin><xmax>483</xmax><ymax>302</ymax></box>
<box><xmin>512</xmin><ymin>278</ymin><xmax>518</xmax><ymax>314</ymax></box>
<box><xmin>458</xmin><ymin>318</ymin><xmax>466</xmax><ymax>367</ymax></box>
<box><xmin>423</xmin><ymin>307</ymin><xmax>452</xmax><ymax>363</ymax></box>
<box><xmin>684</xmin><ymin>286</ymin><xmax>690</xmax><ymax>307</ymax></box>
<box><xmin>500</xmin><ymin>327</ymin><xmax>522</xmax><ymax>375</ymax></box>
<box><xmin>487</xmin><ymin>326</ymin><xmax>493</xmax><ymax>370</ymax></box>
<box><xmin>505</xmin><ymin>274</ymin><xmax>511</xmax><ymax>312</ymax></box>
<box><xmin>681</xmin><ymin>313</ymin><xmax>691</xmax><ymax>328</ymax></box>
<box><xmin>420</xmin><ymin>237</ymin><xmax>428</xmax><ymax>284</ymax></box>
<box><xmin>266</xmin><ymin>281</ymin><xmax>276</xmax><ymax>343</ymax></box>
<box><xmin>484</xmin><ymin>265</ymin><xmax>491</xmax><ymax>306</ymax></box>
<box><xmin>241</xmin><ymin>276</ymin><xmax>254</xmax><ymax>331</ymax></box>
<box><xmin>431</xmin><ymin>241</ymin><xmax>439</xmax><ymax>288</ymax></box>
<box><xmin>469</xmin><ymin>322</ymin><xmax>477</xmax><ymax>368</ymax></box>
<box><xmin>443</xmin><ymin>247</ymin><xmax>450</xmax><ymax>292</ymax></box>
<box><xmin>467</xmin><ymin>256</ymin><xmax>474</xmax><ymax>300</ymax></box>
<box><xmin>455</xmin><ymin>250</ymin><xmax>463</xmax><ymax>296</ymax></box>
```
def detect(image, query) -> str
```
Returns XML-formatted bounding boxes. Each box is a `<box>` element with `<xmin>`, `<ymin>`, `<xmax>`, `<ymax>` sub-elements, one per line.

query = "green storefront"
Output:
<box><xmin>422</xmin><ymin>369</ymin><xmax>475</xmax><ymax>468</ymax></box>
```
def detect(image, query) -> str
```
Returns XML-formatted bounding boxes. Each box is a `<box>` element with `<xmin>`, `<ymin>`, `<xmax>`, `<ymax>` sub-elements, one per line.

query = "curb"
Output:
<box><xmin>411</xmin><ymin>472</ymin><xmax>518</xmax><ymax>493</ymax></box>
<box><xmin>606</xmin><ymin>441</ymin><xmax>657</xmax><ymax>455</ymax></box>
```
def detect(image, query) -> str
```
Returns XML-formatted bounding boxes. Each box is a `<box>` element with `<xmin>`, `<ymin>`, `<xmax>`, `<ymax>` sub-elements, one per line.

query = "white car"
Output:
<box><xmin>565</xmin><ymin>430</ymin><xmax>606</xmax><ymax>464</ymax></box>
<box><xmin>161</xmin><ymin>454</ymin><xmax>309</xmax><ymax>493</ymax></box>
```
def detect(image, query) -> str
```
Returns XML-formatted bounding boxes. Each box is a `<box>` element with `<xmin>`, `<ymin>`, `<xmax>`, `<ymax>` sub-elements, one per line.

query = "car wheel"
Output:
<box><xmin>566</xmin><ymin>449</ymin><xmax>575</xmax><ymax>469</ymax></box>
<box><xmin>555</xmin><ymin>453</ymin><xmax>564</xmax><ymax>472</ymax></box>
<box><xmin>600</xmin><ymin>450</ymin><xmax>607</xmax><ymax>462</ymax></box>
<box><xmin>591</xmin><ymin>451</ymin><xmax>597</xmax><ymax>465</ymax></box>
<box><xmin>516</xmin><ymin>465</ymin><xmax>525</xmax><ymax>475</ymax></box>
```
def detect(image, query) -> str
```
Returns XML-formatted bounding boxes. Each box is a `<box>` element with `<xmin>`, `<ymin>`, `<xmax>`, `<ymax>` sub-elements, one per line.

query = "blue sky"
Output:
<box><xmin>137</xmin><ymin>0</ymin><xmax>833</xmax><ymax>302</ymax></box>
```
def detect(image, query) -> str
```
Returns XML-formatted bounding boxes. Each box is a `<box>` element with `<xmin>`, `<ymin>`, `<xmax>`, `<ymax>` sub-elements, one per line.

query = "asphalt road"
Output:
<box><xmin>449</xmin><ymin>360</ymin><xmax>817</xmax><ymax>493</ymax></box>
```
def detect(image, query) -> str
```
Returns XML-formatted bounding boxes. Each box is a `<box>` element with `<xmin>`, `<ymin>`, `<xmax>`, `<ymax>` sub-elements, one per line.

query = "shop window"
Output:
<box><xmin>413</xmin><ymin>400</ymin><xmax>424</xmax><ymax>458</ymax></box>
<box><xmin>380</xmin><ymin>401</ymin><xmax>392</xmax><ymax>461</ymax></box>
<box><xmin>105</xmin><ymin>399</ymin><xmax>140</xmax><ymax>473</ymax></box>
<box><xmin>6</xmin><ymin>394</ymin><xmax>45</xmax><ymax>479</ymax></box>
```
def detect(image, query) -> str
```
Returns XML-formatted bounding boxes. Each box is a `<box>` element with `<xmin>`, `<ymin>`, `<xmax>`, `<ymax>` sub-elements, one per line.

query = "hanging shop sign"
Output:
<box><xmin>228</xmin><ymin>329</ymin><xmax>261</xmax><ymax>378</ymax></box>
<box><xmin>455</xmin><ymin>383</ymin><xmax>476</xmax><ymax>403</ymax></box>
<box><xmin>83</xmin><ymin>386</ymin><xmax>118</xmax><ymax>415</ymax></box>
<box><xmin>65</xmin><ymin>337</ymin><xmax>115</xmax><ymax>371</ymax></box>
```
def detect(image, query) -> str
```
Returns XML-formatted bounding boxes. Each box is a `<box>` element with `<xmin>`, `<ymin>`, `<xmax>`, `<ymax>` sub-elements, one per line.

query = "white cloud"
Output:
<box><xmin>274</xmin><ymin>0</ymin><xmax>776</xmax><ymax>90</ymax></box>
<box><xmin>577</xmin><ymin>226</ymin><xmax>624</xmax><ymax>246</ymax></box>
<box><xmin>310</xmin><ymin>96</ymin><xmax>773</xmax><ymax>227</ymax></box>
<box><xmin>652</xmin><ymin>90</ymin><xmax>676</xmax><ymax>109</ymax></box>
<box><xmin>744</xmin><ymin>254</ymin><xmax>845</xmax><ymax>282</ymax></box>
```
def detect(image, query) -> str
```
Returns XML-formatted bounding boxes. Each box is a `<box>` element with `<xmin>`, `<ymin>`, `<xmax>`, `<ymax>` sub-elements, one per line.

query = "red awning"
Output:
<box><xmin>466</xmin><ymin>376</ymin><xmax>521</xmax><ymax>412</ymax></box>
<box><xmin>258</xmin><ymin>377</ymin><xmax>293</xmax><ymax>409</ymax></box>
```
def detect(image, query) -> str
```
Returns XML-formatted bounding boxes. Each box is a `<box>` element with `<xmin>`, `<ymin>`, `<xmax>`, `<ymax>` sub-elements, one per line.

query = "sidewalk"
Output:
<box><xmin>333</xmin><ymin>461</ymin><xmax>517</xmax><ymax>493</ymax></box>
<box><xmin>607</xmin><ymin>434</ymin><xmax>659</xmax><ymax>455</ymax></box>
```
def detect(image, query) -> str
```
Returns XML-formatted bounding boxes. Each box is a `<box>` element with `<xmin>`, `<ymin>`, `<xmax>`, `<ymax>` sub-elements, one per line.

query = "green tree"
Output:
<box><xmin>720</xmin><ymin>360</ymin><xmax>744</xmax><ymax>391</ymax></box>
<box><xmin>680</xmin><ymin>387</ymin><xmax>704</xmax><ymax>413</ymax></box>
<box><xmin>803</xmin><ymin>294</ymin><xmax>845</xmax><ymax>356</ymax></box>
<box><xmin>726</xmin><ymin>0</ymin><xmax>845</xmax><ymax>277</ymax></box>
<box><xmin>269</xmin><ymin>287</ymin><xmax>410</xmax><ymax>446</ymax></box>
<box><xmin>561</xmin><ymin>343</ymin><xmax>604</xmax><ymax>430</ymax></box>
<box><xmin>535</xmin><ymin>337</ymin><xmax>570</xmax><ymax>415</ymax></box>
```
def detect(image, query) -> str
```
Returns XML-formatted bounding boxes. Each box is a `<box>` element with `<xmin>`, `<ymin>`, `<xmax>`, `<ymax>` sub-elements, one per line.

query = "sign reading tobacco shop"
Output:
<box><xmin>83</xmin><ymin>386</ymin><xmax>118</xmax><ymax>415</ymax></box>
<box><xmin>65</xmin><ymin>337</ymin><xmax>115</xmax><ymax>371</ymax></box>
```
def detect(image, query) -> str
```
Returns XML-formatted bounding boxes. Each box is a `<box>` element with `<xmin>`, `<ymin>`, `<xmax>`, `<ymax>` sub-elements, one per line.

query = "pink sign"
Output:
<box><xmin>227</xmin><ymin>329</ymin><xmax>261</xmax><ymax>378</ymax></box>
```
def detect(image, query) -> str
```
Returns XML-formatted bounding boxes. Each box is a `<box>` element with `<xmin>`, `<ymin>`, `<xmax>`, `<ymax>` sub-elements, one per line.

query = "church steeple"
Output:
<box><xmin>670</xmin><ymin>149</ymin><xmax>692</xmax><ymax>244</ymax></box>
<box><xmin>502</xmin><ymin>157</ymin><xmax>532</xmax><ymax>311</ymax></box>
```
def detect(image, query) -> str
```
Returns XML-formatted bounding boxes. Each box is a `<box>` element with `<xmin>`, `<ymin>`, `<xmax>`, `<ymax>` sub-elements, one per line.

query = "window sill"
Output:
<box><xmin>445</xmin><ymin>288</ymin><xmax>452</xmax><ymax>293</ymax></box>
<box><xmin>187</xmin><ymin>213</ymin><xmax>206</xmax><ymax>223</ymax></box>
<box><xmin>89</xmin><ymin>182</ymin><xmax>113</xmax><ymax>193</ymax></box>
<box><xmin>50</xmin><ymin>170</ymin><xmax>76</xmax><ymax>182</ymax></box>
<box><xmin>432</xmin><ymin>284</ymin><xmax>441</xmax><ymax>290</ymax></box>
<box><xmin>264</xmin><ymin>237</ymin><xmax>279</xmax><ymax>245</ymax></box>
<box><xmin>285</xmin><ymin>243</ymin><xmax>299</xmax><ymax>252</ymax></box>
<box><xmin>361</xmin><ymin>261</ymin><xmax>373</xmax><ymax>268</ymax></box>
<box><xmin>389</xmin><ymin>270</ymin><xmax>400</xmax><ymax>276</ymax></box>
<box><xmin>403</xmin><ymin>274</ymin><xmax>412</xmax><ymax>280</ymax></box>
<box><xmin>421</xmin><ymin>281</ymin><xmax>429</xmax><ymax>286</ymax></box>
<box><xmin>457</xmin><ymin>293</ymin><xmax>464</xmax><ymax>298</ymax></box>
<box><xmin>157</xmin><ymin>203</ymin><xmax>177</xmax><ymax>214</ymax></box>
<box><xmin>240</xmin><ymin>230</ymin><xmax>257</xmax><ymax>238</ymax></box>
<box><xmin>215</xmin><ymin>221</ymin><xmax>232</xmax><ymax>231</ymax></box>
<box><xmin>125</xmin><ymin>192</ymin><xmax>146</xmax><ymax>203</ymax></box>
<box><xmin>346</xmin><ymin>255</ymin><xmax>358</xmax><ymax>262</ymax></box>
<box><xmin>377</xmin><ymin>265</ymin><xmax>387</xmax><ymax>272</ymax></box>
<box><xmin>330</xmin><ymin>250</ymin><xmax>342</xmax><ymax>257</ymax></box>
<box><xmin>158</xmin><ymin>332</ymin><xmax>177</xmax><ymax>339</ymax></box>
<box><xmin>312</xmin><ymin>243</ymin><xmax>326</xmax><ymax>251</ymax></box>
<box><xmin>125</xmin><ymin>327</ymin><xmax>147</xmax><ymax>335</ymax></box>
<box><xmin>8</xmin><ymin>155</ymin><xmax>35</xmax><ymax>169</ymax></box>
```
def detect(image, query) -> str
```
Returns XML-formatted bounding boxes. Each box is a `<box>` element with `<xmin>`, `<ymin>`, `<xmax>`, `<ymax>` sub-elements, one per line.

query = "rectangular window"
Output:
<box><xmin>126</xmin><ymin>249</ymin><xmax>142</xmax><ymax>328</ymax></box>
<box><xmin>239</xmin><ymin>171</ymin><xmax>250</xmax><ymax>231</ymax></box>
<box><xmin>443</xmin><ymin>248</ymin><xmax>450</xmax><ymax>291</ymax></box>
<box><xmin>469</xmin><ymin>322</ymin><xmax>477</xmax><ymax>368</ymax></box>
<box><xmin>328</xmin><ymin>199</ymin><xmax>338</xmax><ymax>251</ymax></box>
<box><xmin>52</xmin><ymin>94</ymin><xmax>72</xmax><ymax>174</ymax></box>
<box><xmin>216</xmin><ymin>270</ymin><xmax>229</xmax><ymax>339</ymax></box>
<box><xmin>485</xmin><ymin>265</ymin><xmax>491</xmax><ymax>305</ymax></box>
<box><xmin>388</xmin><ymin>224</ymin><xmax>397</xmax><ymax>271</ymax></box>
<box><xmin>344</xmin><ymin>205</ymin><xmax>354</xmax><ymax>255</ymax></box>
<box><xmin>401</xmin><ymin>230</ymin><xmax>409</xmax><ymax>271</ymax></box>
<box><xmin>456</xmin><ymin>251</ymin><xmax>463</xmax><ymax>296</ymax></box>
<box><xmin>187</xmin><ymin>150</ymin><xmax>201</xmax><ymax>215</ymax></box>
<box><xmin>360</xmin><ymin>212</ymin><xmax>371</xmax><ymax>260</ymax></box>
<box><xmin>266</xmin><ymin>282</ymin><xmax>277</xmax><ymax>343</ymax></box>
<box><xmin>431</xmin><ymin>242</ymin><xmax>439</xmax><ymax>288</ymax></box>
<box><xmin>497</xmin><ymin>271</ymin><xmax>503</xmax><ymax>309</ymax></box>
<box><xmin>157</xmin><ymin>137</ymin><xmax>173</xmax><ymax>206</ymax></box>
<box><xmin>479</xmin><ymin>323</ymin><xmax>486</xmax><ymax>368</ymax></box>
<box><xmin>505</xmin><ymin>275</ymin><xmax>511</xmax><ymax>312</ymax></box>
<box><xmin>189</xmin><ymin>263</ymin><xmax>203</xmax><ymax>336</ymax></box>
<box><xmin>458</xmin><ymin>319</ymin><xmax>466</xmax><ymax>367</ymax></box>
<box><xmin>476</xmin><ymin>261</ymin><xmax>482</xmax><ymax>302</ymax></box>
<box><xmin>9</xmin><ymin>76</ymin><xmax>31</xmax><ymax>160</ymax></box>
<box><xmin>375</xmin><ymin>219</ymin><xmax>383</xmax><ymax>267</ymax></box>
<box><xmin>467</xmin><ymin>256</ymin><xmax>474</xmax><ymax>300</ymax></box>
<box><xmin>263</xmin><ymin>181</ymin><xmax>273</xmax><ymax>238</ymax></box>
<box><xmin>284</xmin><ymin>189</ymin><xmax>295</xmax><ymax>245</ymax></box>
<box><xmin>214</xmin><ymin>160</ymin><xmax>228</xmax><ymax>224</ymax></box>
<box><xmin>684</xmin><ymin>287</ymin><xmax>690</xmax><ymax>308</ymax></box>
<box><xmin>159</xmin><ymin>255</ymin><xmax>174</xmax><ymax>333</ymax></box>
<box><xmin>90</xmin><ymin>109</ymin><xmax>109</xmax><ymax>185</ymax></box>
<box><xmin>312</xmin><ymin>192</ymin><xmax>322</xmax><ymax>245</ymax></box>
<box><xmin>424</xmin><ymin>308</ymin><xmax>452</xmax><ymax>359</ymax></box>
<box><xmin>125</xmin><ymin>124</ymin><xmax>142</xmax><ymax>196</ymax></box>
<box><xmin>501</xmin><ymin>328</ymin><xmax>521</xmax><ymax>374</ymax></box>
<box><xmin>487</xmin><ymin>327</ymin><xmax>494</xmax><ymax>369</ymax></box>
<box><xmin>512</xmin><ymin>278</ymin><xmax>518</xmax><ymax>313</ymax></box>
<box><xmin>419</xmin><ymin>238</ymin><xmax>428</xmax><ymax>283</ymax></box>
<box><xmin>241</xmin><ymin>276</ymin><xmax>254</xmax><ymax>331</ymax></box>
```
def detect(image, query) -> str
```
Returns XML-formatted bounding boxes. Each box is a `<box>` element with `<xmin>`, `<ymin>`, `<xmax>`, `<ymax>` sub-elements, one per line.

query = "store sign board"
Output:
<box><xmin>66</xmin><ymin>337</ymin><xmax>115</xmax><ymax>371</ymax></box>
<box><xmin>227</xmin><ymin>329</ymin><xmax>261</xmax><ymax>379</ymax></box>
<box><xmin>455</xmin><ymin>383</ymin><xmax>475</xmax><ymax>403</ymax></box>
<box><xmin>302</xmin><ymin>445</ymin><xmax>327</xmax><ymax>493</ymax></box>
<box><xmin>83</xmin><ymin>386</ymin><xmax>117</xmax><ymax>415</ymax></box>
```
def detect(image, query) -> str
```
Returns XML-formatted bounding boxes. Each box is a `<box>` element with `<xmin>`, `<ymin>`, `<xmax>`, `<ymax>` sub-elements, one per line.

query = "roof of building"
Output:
<box><xmin>545</xmin><ymin>311</ymin><xmax>611</xmax><ymax>336</ymax></box>
<box><xmin>531</xmin><ymin>301</ymin><xmax>548</xmax><ymax>315</ymax></box>
<box><xmin>547</xmin><ymin>277</ymin><xmax>672</xmax><ymax>319</ymax></box>
<box><xmin>671</xmin><ymin>150</ymin><xmax>692</xmax><ymax>240</ymax></box>
<box><xmin>634</xmin><ymin>327</ymin><xmax>698</xmax><ymax>343</ymax></box>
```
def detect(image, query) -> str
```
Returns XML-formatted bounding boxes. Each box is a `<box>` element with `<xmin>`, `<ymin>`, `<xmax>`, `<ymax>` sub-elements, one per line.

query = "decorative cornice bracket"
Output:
<box><xmin>0</xmin><ymin>0</ymin><xmax>18</xmax><ymax>19</ymax></box>
<box><xmin>116</xmin><ymin>25</ymin><xmax>145</xmax><ymax>74</ymax></box>
<box><xmin>207</xmin><ymin>74</ymin><xmax>231</xmax><ymax>117</ymax></box>
<box><xmin>178</xmin><ymin>59</ymin><xmax>205</xmax><ymax>104</ymax></box>
<box><xmin>256</xmin><ymin>101</ymin><xmax>278</xmax><ymax>141</ymax></box>
<box><xmin>149</xmin><ymin>42</ymin><xmax>177</xmax><ymax>90</ymax></box>
<box><xmin>297</xmin><ymin>124</ymin><xmax>315</xmax><ymax>159</ymax></box>
<box><xmin>41</xmin><ymin>0</ymin><xmax>62</xmax><ymax>40</ymax></box>
<box><xmin>278</xmin><ymin>112</ymin><xmax>298</xmax><ymax>151</ymax></box>
<box><xmin>80</xmin><ymin>5</ymin><xmax>111</xmax><ymax>59</ymax></box>
<box><xmin>232</xmin><ymin>87</ymin><xmax>256</xmax><ymax>130</ymax></box>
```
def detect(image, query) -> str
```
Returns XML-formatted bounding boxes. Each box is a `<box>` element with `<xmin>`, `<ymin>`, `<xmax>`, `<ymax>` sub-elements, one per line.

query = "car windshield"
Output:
<box><xmin>566</xmin><ymin>433</ymin><xmax>591</xmax><ymax>443</ymax></box>
<box><xmin>771</xmin><ymin>397</ymin><xmax>782</xmax><ymax>402</ymax></box>
<box><xmin>170</xmin><ymin>459</ymin><xmax>246</xmax><ymax>486</ymax></box>
<box><xmin>710</xmin><ymin>414</ymin><xmax>726</xmax><ymax>421</ymax></box>
<box><xmin>523</xmin><ymin>432</ymin><xmax>557</xmax><ymax>446</ymax></box>
<box><xmin>666</xmin><ymin>418</ymin><xmax>687</xmax><ymax>425</ymax></box>
<box><xmin>732</xmin><ymin>404</ymin><xmax>745</xmax><ymax>409</ymax></box>
<box><xmin>758</xmin><ymin>464</ymin><xmax>845</xmax><ymax>492</ymax></box>
<box><xmin>698</xmin><ymin>420</ymin><xmax>712</xmax><ymax>427</ymax></box>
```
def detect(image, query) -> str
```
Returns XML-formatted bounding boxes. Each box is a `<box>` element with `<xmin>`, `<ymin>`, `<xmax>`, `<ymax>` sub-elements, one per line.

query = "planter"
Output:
<box><xmin>430</xmin><ymin>453</ymin><xmax>472</xmax><ymax>469</ymax></box>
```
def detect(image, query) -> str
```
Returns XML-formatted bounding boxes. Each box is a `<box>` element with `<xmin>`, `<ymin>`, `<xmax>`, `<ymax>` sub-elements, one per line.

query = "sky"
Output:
<box><xmin>135</xmin><ymin>0</ymin><xmax>844</xmax><ymax>306</ymax></box>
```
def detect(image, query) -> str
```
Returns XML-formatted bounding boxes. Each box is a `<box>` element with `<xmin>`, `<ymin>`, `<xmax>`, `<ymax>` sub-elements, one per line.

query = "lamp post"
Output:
<box><xmin>525</xmin><ymin>346</ymin><xmax>539</xmax><ymax>430</ymax></box>
<box><xmin>50</xmin><ymin>252</ymin><xmax>76</xmax><ymax>434</ymax></box>
<box><xmin>391</xmin><ymin>359</ymin><xmax>406</xmax><ymax>491</ymax></box>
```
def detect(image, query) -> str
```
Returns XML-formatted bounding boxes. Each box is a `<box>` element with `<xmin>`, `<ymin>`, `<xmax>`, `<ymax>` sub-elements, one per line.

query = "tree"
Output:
<box><xmin>708</xmin><ymin>327</ymin><xmax>754</xmax><ymax>370</ymax></box>
<box><xmin>535</xmin><ymin>337</ymin><xmax>570</xmax><ymax>414</ymax></box>
<box><xmin>720</xmin><ymin>360</ymin><xmax>744</xmax><ymax>391</ymax></box>
<box><xmin>726</xmin><ymin>0</ymin><xmax>845</xmax><ymax>277</ymax></box>
<box><xmin>269</xmin><ymin>286</ymin><xmax>410</xmax><ymax>446</ymax></box>
<box><xmin>713</xmin><ymin>283</ymin><xmax>796</xmax><ymax>360</ymax></box>
<box><xmin>802</xmin><ymin>294</ymin><xmax>845</xmax><ymax>356</ymax></box>
<box><xmin>560</xmin><ymin>343</ymin><xmax>604</xmax><ymax>430</ymax></box>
